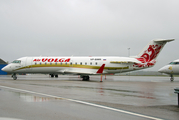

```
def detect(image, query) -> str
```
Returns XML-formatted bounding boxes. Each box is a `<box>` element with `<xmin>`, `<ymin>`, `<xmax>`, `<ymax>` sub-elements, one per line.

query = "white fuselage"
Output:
<box><xmin>2</xmin><ymin>56</ymin><xmax>152</xmax><ymax>75</ymax></box>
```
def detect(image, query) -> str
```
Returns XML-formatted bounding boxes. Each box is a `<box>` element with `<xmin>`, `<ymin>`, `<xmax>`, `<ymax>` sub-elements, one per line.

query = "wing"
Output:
<box><xmin>110</xmin><ymin>61</ymin><xmax>140</xmax><ymax>64</ymax></box>
<box><xmin>56</xmin><ymin>64</ymin><xmax>106</xmax><ymax>75</ymax></box>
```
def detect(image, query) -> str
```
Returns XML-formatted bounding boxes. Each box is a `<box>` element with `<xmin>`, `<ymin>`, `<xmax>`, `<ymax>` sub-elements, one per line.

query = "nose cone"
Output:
<box><xmin>1</xmin><ymin>67</ymin><xmax>5</xmax><ymax>71</ymax></box>
<box><xmin>1</xmin><ymin>65</ymin><xmax>10</xmax><ymax>72</ymax></box>
<box><xmin>158</xmin><ymin>65</ymin><xmax>172</xmax><ymax>74</ymax></box>
<box><xmin>158</xmin><ymin>67</ymin><xmax>166</xmax><ymax>73</ymax></box>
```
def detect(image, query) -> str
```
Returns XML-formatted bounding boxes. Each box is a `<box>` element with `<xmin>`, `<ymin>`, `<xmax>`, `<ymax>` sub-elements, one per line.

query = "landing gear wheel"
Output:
<box><xmin>170</xmin><ymin>74</ymin><xmax>174</xmax><ymax>82</ymax></box>
<box><xmin>50</xmin><ymin>74</ymin><xmax>54</xmax><ymax>77</ymax></box>
<box><xmin>82</xmin><ymin>76</ymin><xmax>90</xmax><ymax>81</ymax></box>
<box><xmin>55</xmin><ymin>75</ymin><xmax>58</xmax><ymax>78</ymax></box>
<box><xmin>13</xmin><ymin>76</ymin><xmax>17</xmax><ymax>80</ymax></box>
<box><xmin>170</xmin><ymin>77</ymin><xmax>174</xmax><ymax>81</ymax></box>
<box><xmin>12</xmin><ymin>74</ymin><xmax>17</xmax><ymax>80</ymax></box>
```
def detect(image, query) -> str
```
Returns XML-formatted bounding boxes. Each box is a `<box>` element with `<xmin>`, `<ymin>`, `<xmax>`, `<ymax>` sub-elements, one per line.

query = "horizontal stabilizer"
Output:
<box><xmin>154</xmin><ymin>39</ymin><xmax>174</xmax><ymax>43</ymax></box>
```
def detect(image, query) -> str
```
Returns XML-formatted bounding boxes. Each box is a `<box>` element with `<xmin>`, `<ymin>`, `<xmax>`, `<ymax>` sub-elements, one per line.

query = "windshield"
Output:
<box><xmin>169</xmin><ymin>62</ymin><xmax>179</xmax><ymax>65</ymax></box>
<box><xmin>12</xmin><ymin>60</ymin><xmax>21</xmax><ymax>63</ymax></box>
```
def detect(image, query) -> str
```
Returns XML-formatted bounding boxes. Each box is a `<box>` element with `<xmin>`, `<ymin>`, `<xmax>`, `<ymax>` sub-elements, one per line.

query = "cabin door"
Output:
<box><xmin>26</xmin><ymin>57</ymin><xmax>32</xmax><ymax>73</ymax></box>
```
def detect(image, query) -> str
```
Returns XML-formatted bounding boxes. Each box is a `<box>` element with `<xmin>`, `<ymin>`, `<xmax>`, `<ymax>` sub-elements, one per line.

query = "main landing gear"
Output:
<box><xmin>81</xmin><ymin>75</ymin><xmax>90</xmax><ymax>81</ymax></box>
<box><xmin>50</xmin><ymin>74</ymin><xmax>58</xmax><ymax>78</ymax></box>
<box><xmin>12</xmin><ymin>73</ymin><xmax>17</xmax><ymax>80</ymax></box>
<box><xmin>170</xmin><ymin>74</ymin><xmax>174</xmax><ymax>81</ymax></box>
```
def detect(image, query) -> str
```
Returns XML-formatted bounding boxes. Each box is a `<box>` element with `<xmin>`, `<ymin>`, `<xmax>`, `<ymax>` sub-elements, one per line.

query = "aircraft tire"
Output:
<box><xmin>13</xmin><ymin>76</ymin><xmax>17</xmax><ymax>80</ymax></box>
<box><xmin>170</xmin><ymin>74</ymin><xmax>174</xmax><ymax>81</ymax></box>
<box><xmin>12</xmin><ymin>74</ymin><xmax>17</xmax><ymax>80</ymax></box>
<box><xmin>55</xmin><ymin>75</ymin><xmax>58</xmax><ymax>78</ymax></box>
<box><xmin>51</xmin><ymin>74</ymin><xmax>54</xmax><ymax>77</ymax></box>
<box><xmin>82</xmin><ymin>76</ymin><xmax>90</xmax><ymax>81</ymax></box>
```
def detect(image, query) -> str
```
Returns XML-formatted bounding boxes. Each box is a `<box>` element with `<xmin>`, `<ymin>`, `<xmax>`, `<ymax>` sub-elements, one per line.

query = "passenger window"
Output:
<box><xmin>55</xmin><ymin>63</ymin><xmax>57</xmax><ymax>65</ymax></box>
<box><xmin>75</xmin><ymin>62</ymin><xmax>77</xmax><ymax>65</ymax></box>
<box><xmin>90</xmin><ymin>62</ymin><xmax>92</xmax><ymax>65</ymax></box>
<box><xmin>95</xmin><ymin>62</ymin><xmax>97</xmax><ymax>65</ymax></box>
<box><xmin>70</xmin><ymin>62</ymin><xmax>72</xmax><ymax>65</ymax></box>
<box><xmin>45</xmin><ymin>63</ymin><xmax>47</xmax><ymax>65</ymax></box>
<box><xmin>61</xmin><ymin>62</ymin><xmax>62</xmax><ymax>65</ymax></box>
<box><xmin>35</xmin><ymin>63</ymin><xmax>37</xmax><ymax>65</ymax></box>
<box><xmin>65</xmin><ymin>62</ymin><xmax>67</xmax><ymax>65</ymax></box>
<box><xmin>50</xmin><ymin>63</ymin><xmax>52</xmax><ymax>65</ymax></box>
<box><xmin>40</xmin><ymin>63</ymin><xmax>41</xmax><ymax>65</ymax></box>
<box><xmin>85</xmin><ymin>62</ymin><xmax>87</xmax><ymax>65</ymax></box>
<box><xmin>80</xmin><ymin>62</ymin><xmax>82</xmax><ymax>65</ymax></box>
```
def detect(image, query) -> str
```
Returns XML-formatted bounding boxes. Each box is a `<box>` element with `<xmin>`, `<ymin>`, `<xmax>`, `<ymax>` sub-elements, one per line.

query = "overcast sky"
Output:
<box><xmin>0</xmin><ymin>0</ymin><xmax>179</xmax><ymax>71</ymax></box>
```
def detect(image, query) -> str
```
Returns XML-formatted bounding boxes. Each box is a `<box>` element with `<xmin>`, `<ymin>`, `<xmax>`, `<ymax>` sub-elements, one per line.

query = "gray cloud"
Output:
<box><xmin>0</xmin><ymin>0</ymin><xmax>179</xmax><ymax>70</ymax></box>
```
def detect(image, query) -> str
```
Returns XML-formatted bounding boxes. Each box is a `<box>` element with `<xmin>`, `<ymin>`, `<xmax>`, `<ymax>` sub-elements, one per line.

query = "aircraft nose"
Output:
<box><xmin>158</xmin><ymin>67</ymin><xmax>166</xmax><ymax>73</ymax></box>
<box><xmin>158</xmin><ymin>65</ymin><xmax>172</xmax><ymax>74</ymax></box>
<box><xmin>1</xmin><ymin>65</ymin><xmax>9</xmax><ymax>72</ymax></box>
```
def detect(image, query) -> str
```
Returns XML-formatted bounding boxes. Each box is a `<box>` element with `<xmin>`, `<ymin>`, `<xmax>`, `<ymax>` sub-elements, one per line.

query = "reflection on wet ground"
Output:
<box><xmin>1</xmin><ymin>78</ymin><xmax>176</xmax><ymax>107</ymax></box>
<box><xmin>0</xmin><ymin>75</ymin><xmax>179</xmax><ymax>120</ymax></box>
<box><xmin>22</xmin><ymin>84</ymin><xmax>156</xmax><ymax>100</ymax></box>
<box><xmin>1</xmin><ymin>75</ymin><xmax>178</xmax><ymax>106</ymax></box>
<box><xmin>18</xmin><ymin>93</ymin><xmax>62</xmax><ymax>102</ymax></box>
<box><xmin>0</xmin><ymin>117</ymin><xmax>23</xmax><ymax>120</ymax></box>
<box><xmin>1</xmin><ymin>89</ymin><xmax>63</xmax><ymax>103</ymax></box>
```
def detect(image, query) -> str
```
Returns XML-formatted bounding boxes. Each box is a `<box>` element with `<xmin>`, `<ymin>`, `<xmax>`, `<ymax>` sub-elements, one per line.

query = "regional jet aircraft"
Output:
<box><xmin>158</xmin><ymin>59</ymin><xmax>179</xmax><ymax>81</ymax></box>
<box><xmin>2</xmin><ymin>39</ymin><xmax>174</xmax><ymax>81</ymax></box>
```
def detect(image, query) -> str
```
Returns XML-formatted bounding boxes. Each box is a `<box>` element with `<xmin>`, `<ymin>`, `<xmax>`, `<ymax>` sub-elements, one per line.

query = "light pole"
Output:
<box><xmin>128</xmin><ymin>48</ymin><xmax>130</xmax><ymax>80</ymax></box>
<box><xmin>128</xmin><ymin>48</ymin><xmax>130</xmax><ymax>57</ymax></box>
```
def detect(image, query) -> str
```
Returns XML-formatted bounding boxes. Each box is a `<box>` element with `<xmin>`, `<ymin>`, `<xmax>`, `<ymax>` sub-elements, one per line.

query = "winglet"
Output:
<box><xmin>96</xmin><ymin>64</ymin><xmax>105</xmax><ymax>74</ymax></box>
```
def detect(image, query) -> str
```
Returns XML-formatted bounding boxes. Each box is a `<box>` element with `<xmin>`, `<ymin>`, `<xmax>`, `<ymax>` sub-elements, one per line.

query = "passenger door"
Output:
<box><xmin>26</xmin><ymin>57</ymin><xmax>32</xmax><ymax>72</ymax></box>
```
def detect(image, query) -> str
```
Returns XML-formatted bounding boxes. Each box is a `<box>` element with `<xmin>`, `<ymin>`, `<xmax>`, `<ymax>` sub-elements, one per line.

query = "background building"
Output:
<box><xmin>0</xmin><ymin>58</ymin><xmax>7</xmax><ymax>75</ymax></box>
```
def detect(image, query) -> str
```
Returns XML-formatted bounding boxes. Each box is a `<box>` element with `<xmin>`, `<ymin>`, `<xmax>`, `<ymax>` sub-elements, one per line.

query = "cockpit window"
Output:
<box><xmin>12</xmin><ymin>60</ymin><xmax>21</xmax><ymax>63</ymax></box>
<box><xmin>169</xmin><ymin>62</ymin><xmax>179</xmax><ymax>65</ymax></box>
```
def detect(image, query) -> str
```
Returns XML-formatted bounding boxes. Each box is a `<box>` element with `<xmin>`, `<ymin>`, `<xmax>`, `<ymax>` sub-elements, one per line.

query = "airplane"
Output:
<box><xmin>2</xmin><ymin>39</ymin><xmax>174</xmax><ymax>81</ymax></box>
<box><xmin>158</xmin><ymin>59</ymin><xmax>179</xmax><ymax>81</ymax></box>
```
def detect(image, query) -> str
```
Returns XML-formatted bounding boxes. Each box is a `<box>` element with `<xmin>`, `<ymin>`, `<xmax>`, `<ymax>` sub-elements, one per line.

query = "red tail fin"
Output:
<box><xmin>136</xmin><ymin>39</ymin><xmax>174</xmax><ymax>63</ymax></box>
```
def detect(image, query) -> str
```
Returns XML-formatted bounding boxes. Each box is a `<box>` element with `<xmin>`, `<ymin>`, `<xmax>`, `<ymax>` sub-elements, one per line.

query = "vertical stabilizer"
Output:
<box><xmin>136</xmin><ymin>39</ymin><xmax>174</xmax><ymax>63</ymax></box>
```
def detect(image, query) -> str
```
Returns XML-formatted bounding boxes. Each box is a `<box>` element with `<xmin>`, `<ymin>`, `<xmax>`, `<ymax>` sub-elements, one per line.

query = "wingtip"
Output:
<box><xmin>96</xmin><ymin>64</ymin><xmax>105</xmax><ymax>74</ymax></box>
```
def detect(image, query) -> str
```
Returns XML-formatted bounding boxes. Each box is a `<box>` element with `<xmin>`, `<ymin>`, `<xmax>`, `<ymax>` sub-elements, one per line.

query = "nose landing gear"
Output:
<box><xmin>170</xmin><ymin>74</ymin><xmax>174</xmax><ymax>81</ymax></box>
<box><xmin>12</xmin><ymin>73</ymin><xmax>17</xmax><ymax>80</ymax></box>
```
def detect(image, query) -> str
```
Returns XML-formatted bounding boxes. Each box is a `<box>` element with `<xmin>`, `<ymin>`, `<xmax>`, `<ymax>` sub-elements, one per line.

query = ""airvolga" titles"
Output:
<box><xmin>33</xmin><ymin>58</ymin><xmax>71</xmax><ymax>62</ymax></box>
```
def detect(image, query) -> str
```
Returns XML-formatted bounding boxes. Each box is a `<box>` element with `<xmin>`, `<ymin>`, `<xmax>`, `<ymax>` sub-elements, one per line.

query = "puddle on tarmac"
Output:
<box><xmin>18</xmin><ymin>93</ymin><xmax>55</xmax><ymax>102</ymax></box>
<box><xmin>2</xmin><ymin>89</ymin><xmax>63</xmax><ymax>102</ymax></box>
<box><xmin>18</xmin><ymin>83</ymin><xmax>157</xmax><ymax>100</ymax></box>
<box><xmin>0</xmin><ymin>117</ymin><xmax>24</xmax><ymax>120</ymax></box>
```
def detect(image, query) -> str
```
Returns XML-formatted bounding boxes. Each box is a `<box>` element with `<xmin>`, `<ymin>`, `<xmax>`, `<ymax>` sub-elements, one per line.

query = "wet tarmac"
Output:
<box><xmin>0</xmin><ymin>75</ymin><xmax>179</xmax><ymax>120</ymax></box>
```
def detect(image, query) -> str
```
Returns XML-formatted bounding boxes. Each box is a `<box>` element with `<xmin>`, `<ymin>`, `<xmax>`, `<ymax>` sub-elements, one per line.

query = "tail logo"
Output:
<box><xmin>134</xmin><ymin>44</ymin><xmax>163</xmax><ymax>68</ymax></box>
<box><xmin>137</xmin><ymin>44</ymin><xmax>163</xmax><ymax>63</ymax></box>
